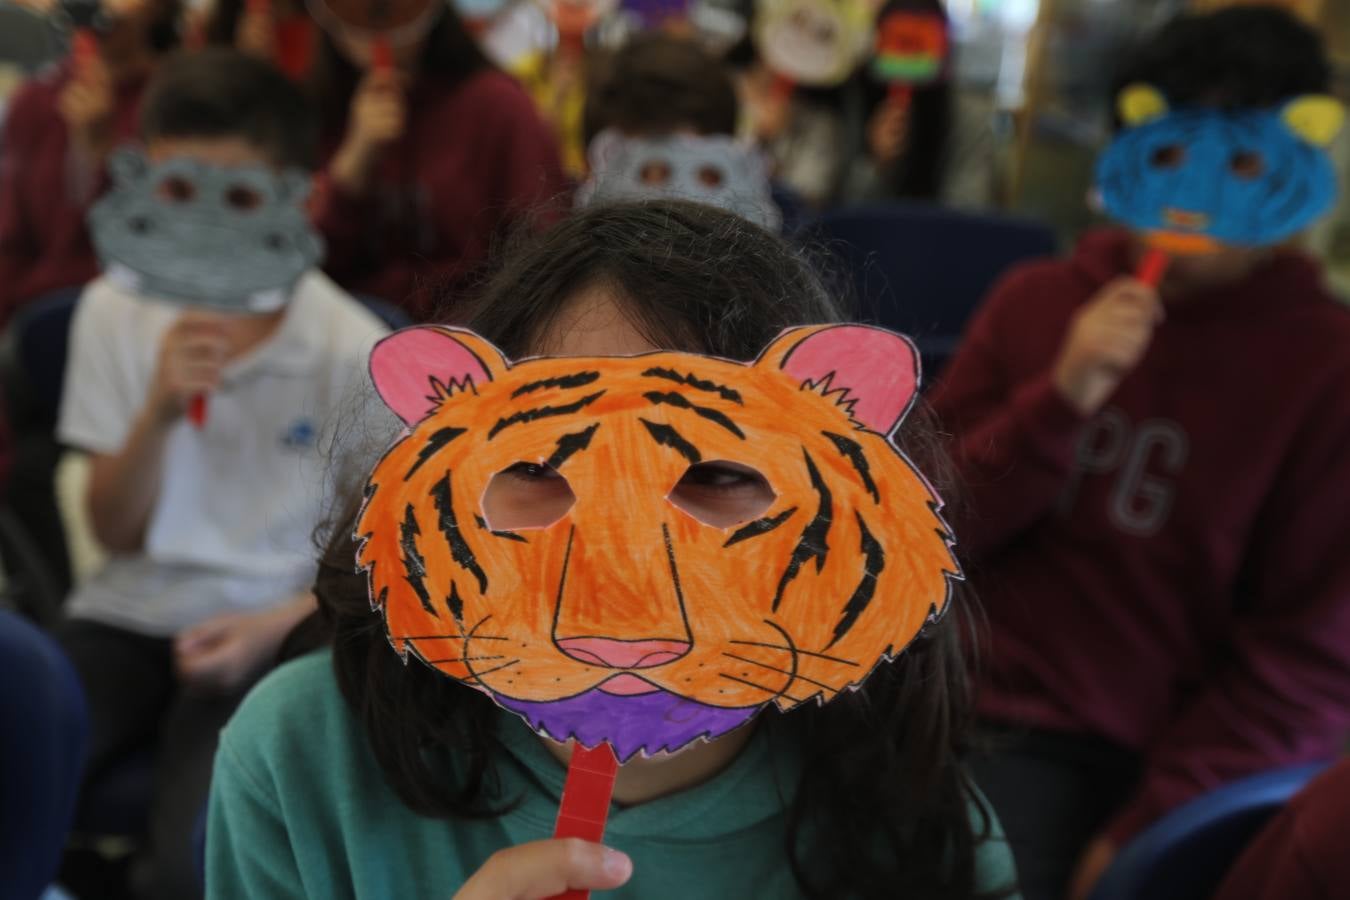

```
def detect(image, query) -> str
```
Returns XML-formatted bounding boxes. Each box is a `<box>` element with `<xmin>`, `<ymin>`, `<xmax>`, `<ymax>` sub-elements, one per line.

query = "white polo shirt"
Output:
<box><xmin>58</xmin><ymin>271</ymin><xmax>392</xmax><ymax>636</ymax></box>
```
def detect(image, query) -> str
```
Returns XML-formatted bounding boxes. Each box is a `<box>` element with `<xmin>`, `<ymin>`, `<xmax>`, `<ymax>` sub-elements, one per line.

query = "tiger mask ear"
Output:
<box><xmin>369</xmin><ymin>326</ymin><xmax>508</xmax><ymax>426</ymax></box>
<box><xmin>757</xmin><ymin>324</ymin><xmax>920</xmax><ymax>437</ymax></box>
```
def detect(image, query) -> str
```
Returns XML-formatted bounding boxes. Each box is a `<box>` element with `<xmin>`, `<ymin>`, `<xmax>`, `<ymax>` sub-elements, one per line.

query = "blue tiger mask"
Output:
<box><xmin>1095</xmin><ymin>84</ymin><xmax>1344</xmax><ymax>249</ymax></box>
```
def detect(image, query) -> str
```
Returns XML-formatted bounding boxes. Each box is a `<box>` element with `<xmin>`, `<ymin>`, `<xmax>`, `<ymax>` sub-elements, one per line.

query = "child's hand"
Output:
<box><xmin>1052</xmin><ymin>277</ymin><xmax>1163</xmax><ymax>415</ymax></box>
<box><xmin>174</xmin><ymin>595</ymin><xmax>314</xmax><ymax>694</ymax></box>
<box><xmin>175</xmin><ymin>610</ymin><xmax>280</xmax><ymax>693</ymax></box>
<box><xmin>453</xmin><ymin>840</ymin><xmax>632</xmax><ymax>900</ymax></box>
<box><xmin>148</xmin><ymin>314</ymin><xmax>232</xmax><ymax>426</ymax></box>
<box><xmin>332</xmin><ymin>68</ymin><xmax>406</xmax><ymax>193</ymax></box>
<box><xmin>58</xmin><ymin>49</ymin><xmax>115</xmax><ymax>161</ymax></box>
<box><xmin>236</xmin><ymin>0</ymin><xmax>278</xmax><ymax>62</ymax></box>
<box><xmin>867</xmin><ymin>100</ymin><xmax>910</xmax><ymax>166</ymax></box>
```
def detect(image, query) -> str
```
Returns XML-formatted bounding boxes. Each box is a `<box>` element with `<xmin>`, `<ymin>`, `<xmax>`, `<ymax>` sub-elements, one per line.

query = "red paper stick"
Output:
<box><xmin>71</xmin><ymin>28</ymin><xmax>98</xmax><ymax>69</ymax></box>
<box><xmin>771</xmin><ymin>70</ymin><xmax>795</xmax><ymax>104</ymax></box>
<box><xmin>188</xmin><ymin>393</ymin><xmax>208</xmax><ymax>429</ymax></box>
<box><xmin>371</xmin><ymin>35</ymin><xmax>394</xmax><ymax>73</ymax></box>
<box><xmin>1136</xmin><ymin>245</ymin><xmax>1169</xmax><ymax>288</ymax></box>
<box><xmin>547</xmin><ymin>742</ymin><xmax>618</xmax><ymax>900</ymax></box>
<box><xmin>887</xmin><ymin>82</ymin><xmax>912</xmax><ymax>111</ymax></box>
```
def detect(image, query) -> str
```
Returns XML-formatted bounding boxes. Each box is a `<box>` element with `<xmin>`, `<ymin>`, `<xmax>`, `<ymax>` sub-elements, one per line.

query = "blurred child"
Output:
<box><xmin>207</xmin><ymin>200</ymin><xmax>1019</xmax><ymax>900</ymax></box>
<box><xmin>0</xmin><ymin>0</ymin><xmax>179</xmax><ymax>325</ymax></box>
<box><xmin>581</xmin><ymin>32</ymin><xmax>787</xmax><ymax>230</ymax></box>
<box><xmin>57</xmin><ymin>49</ymin><xmax>388</xmax><ymax>900</ymax></box>
<box><xmin>308</xmin><ymin>1</ymin><xmax>566</xmax><ymax>319</ymax></box>
<box><xmin>844</xmin><ymin>0</ymin><xmax>999</xmax><ymax>209</ymax></box>
<box><xmin>931</xmin><ymin>8</ymin><xmax>1350</xmax><ymax>899</ymax></box>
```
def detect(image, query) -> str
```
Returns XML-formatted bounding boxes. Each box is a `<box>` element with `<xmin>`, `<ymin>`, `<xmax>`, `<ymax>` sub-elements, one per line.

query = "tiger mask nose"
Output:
<box><xmin>556</xmin><ymin>637</ymin><xmax>692</xmax><ymax>669</ymax></box>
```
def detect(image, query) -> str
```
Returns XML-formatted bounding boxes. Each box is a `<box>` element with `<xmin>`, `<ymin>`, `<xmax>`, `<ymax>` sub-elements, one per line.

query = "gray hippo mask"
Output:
<box><xmin>576</xmin><ymin>130</ymin><xmax>782</xmax><ymax>232</ymax></box>
<box><xmin>89</xmin><ymin>149</ymin><xmax>324</xmax><ymax>313</ymax></box>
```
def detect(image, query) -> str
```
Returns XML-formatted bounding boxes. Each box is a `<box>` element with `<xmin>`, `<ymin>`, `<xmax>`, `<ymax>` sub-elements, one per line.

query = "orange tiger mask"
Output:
<box><xmin>357</xmin><ymin>324</ymin><xmax>960</xmax><ymax>761</ymax></box>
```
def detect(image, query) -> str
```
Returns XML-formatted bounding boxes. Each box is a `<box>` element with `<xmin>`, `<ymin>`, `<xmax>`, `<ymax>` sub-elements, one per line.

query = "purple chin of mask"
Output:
<box><xmin>494</xmin><ymin>686</ymin><xmax>760</xmax><ymax>763</ymax></box>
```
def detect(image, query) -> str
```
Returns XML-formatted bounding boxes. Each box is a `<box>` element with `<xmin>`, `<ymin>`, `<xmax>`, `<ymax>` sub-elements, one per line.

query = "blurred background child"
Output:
<box><xmin>932</xmin><ymin>8</ymin><xmax>1350</xmax><ymax>899</ymax></box>
<box><xmin>0</xmin><ymin>0</ymin><xmax>179</xmax><ymax>325</ymax></box>
<box><xmin>56</xmin><ymin>49</ymin><xmax>387</xmax><ymax>900</ymax></box>
<box><xmin>306</xmin><ymin>0</ymin><xmax>566</xmax><ymax>319</ymax></box>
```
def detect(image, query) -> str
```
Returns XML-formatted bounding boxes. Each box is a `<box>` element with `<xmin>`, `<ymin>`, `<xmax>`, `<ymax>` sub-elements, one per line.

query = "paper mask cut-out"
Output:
<box><xmin>576</xmin><ymin>130</ymin><xmax>783</xmax><ymax>232</ymax></box>
<box><xmin>753</xmin><ymin>0</ymin><xmax>873</xmax><ymax>88</ymax></box>
<box><xmin>356</xmin><ymin>324</ymin><xmax>961</xmax><ymax>762</ymax></box>
<box><xmin>1095</xmin><ymin>84</ymin><xmax>1344</xmax><ymax>251</ymax></box>
<box><xmin>871</xmin><ymin>6</ymin><xmax>947</xmax><ymax>85</ymax></box>
<box><xmin>89</xmin><ymin>149</ymin><xmax>323</xmax><ymax>313</ymax></box>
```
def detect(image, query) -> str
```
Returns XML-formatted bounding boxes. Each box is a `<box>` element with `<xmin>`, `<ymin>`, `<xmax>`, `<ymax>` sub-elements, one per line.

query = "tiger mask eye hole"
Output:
<box><xmin>696</xmin><ymin>166</ymin><xmax>725</xmax><ymax>188</ymax></box>
<box><xmin>1149</xmin><ymin>144</ymin><xmax>1186</xmax><ymax>169</ymax></box>
<box><xmin>157</xmin><ymin>175</ymin><xmax>196</xmax><ymax>203</ymax></box>
<box><xmin>1229</xmin><ymin>150</ymin><xmax>1264</xmax><ymax>180</ymax></box>
<box><xmin>668</xmin><ymin>461</ymin><xmax>775</xmax><ymax>529</ymax></box>
<box><xmin>481</xmin><ymin>462</ymin><xmax>576</xmax><ymax>531</ymax></box>
<box><xmin>638</xmin><ymin>159</ymin><xmax>672</xmax><ymax>185</ymax></box>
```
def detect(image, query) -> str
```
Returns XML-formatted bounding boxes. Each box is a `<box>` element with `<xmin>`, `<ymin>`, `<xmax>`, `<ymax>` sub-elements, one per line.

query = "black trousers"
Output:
<box><xmin>969</xmin><ymin>723</ymin><xmax>1141</xmax><ymax>900</ymax></box>
<box><xmin>58</xmin><ymin>619</ymin><xmax>251</xmax><ymax>900</ymax></box>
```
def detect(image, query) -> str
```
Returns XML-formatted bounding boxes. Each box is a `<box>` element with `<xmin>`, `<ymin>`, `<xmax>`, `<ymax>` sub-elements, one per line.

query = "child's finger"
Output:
<box><xmin>455</xmin><ymin>839</ymin><xmax>632</xmax><ymax>900</ymax></box>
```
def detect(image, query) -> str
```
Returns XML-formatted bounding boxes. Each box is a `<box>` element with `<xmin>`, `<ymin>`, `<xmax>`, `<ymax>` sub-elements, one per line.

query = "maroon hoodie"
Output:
<box><xmin>931</xmin><ymin>229</ymin><xmax>1350</xmax><ymax>844</ymax></box>
<box><xmin>0</xmin><ymin>63</ymin><xmax>145</xmax><ymax>325</ymax></box>
<box><xmin>1212</xmin><ymin>760</ymin><xmax>1350</xmax><ymax>900</ymax></box>
<box><xmin>310</xmin><ymin>68</ymin><xmax>567</xmax><ymax>320</ymax></box>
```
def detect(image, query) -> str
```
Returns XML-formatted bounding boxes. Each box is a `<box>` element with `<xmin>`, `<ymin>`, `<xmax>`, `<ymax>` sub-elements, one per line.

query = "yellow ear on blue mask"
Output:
<box><xmin>1117</xmin><ymin>83</ymin><xmax>1169</xmax><ymax>127</ymax></box>
<box><xmin>1281</xmin><ymin>95</ymin><xmax>1345</xmax><ymax>146</ymax></box>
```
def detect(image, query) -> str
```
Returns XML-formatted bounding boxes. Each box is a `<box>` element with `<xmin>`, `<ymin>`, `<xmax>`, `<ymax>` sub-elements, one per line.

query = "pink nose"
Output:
<box><xmin>556</xmin><ymin>637</ymin><xmax>691</xmax><ymax>669</ymax></box>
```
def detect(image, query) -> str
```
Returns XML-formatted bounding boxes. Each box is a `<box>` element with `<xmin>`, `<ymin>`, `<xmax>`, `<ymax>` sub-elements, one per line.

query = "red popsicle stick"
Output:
<box><xmin>188</xmin><ymin>393</ymin><xmax>208</xmax><ymax>429</ymax></box>
<box><xmin>1136</xmin><ymin>245</ymin><xmax>1169</xmax><ymax>288</ymax></box>
<box><xmin>371</xmin><ymin>35</ymin><xmax>394</xmax><ymax>73</ymax></box>
<box><xmin>888</xmin><ymin>82</ymin><xmax>912</xmax><ymax>111</ymax></box>
<box><xmin>547</xmin><ymin>742</ymin><xmax>618</xmax><ymax>900</ymax></box>
<box><xmin>71</xmin><ymin>28</ymin><xmax>98</xmax><ymax>69</ymax></box>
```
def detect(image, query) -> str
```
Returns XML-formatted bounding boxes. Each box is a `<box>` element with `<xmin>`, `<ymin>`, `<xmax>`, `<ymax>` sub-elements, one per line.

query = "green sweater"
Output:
<box><xmin>208</xmin><ymin>652</ymin><xmax>1020</xmax><ymax>899</ymax></box>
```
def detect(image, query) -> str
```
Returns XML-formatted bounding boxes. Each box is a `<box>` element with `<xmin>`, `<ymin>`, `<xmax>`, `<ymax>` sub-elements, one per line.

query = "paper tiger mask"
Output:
<box><xmin>356</xmin><ymin>324</ymin><xmax>960</xmax><ymax>761</ymax></box>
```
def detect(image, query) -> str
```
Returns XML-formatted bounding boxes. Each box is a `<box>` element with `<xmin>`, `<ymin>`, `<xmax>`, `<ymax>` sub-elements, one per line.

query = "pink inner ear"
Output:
<box><xmin>780</xmin><ymin>326</ymin><xmax>919</xmax><ymax>435</ymax></box>
<box><xmin>370</xmin><ymin>328</ymin><xmax>495</xmax><ymax>426</ymax></box>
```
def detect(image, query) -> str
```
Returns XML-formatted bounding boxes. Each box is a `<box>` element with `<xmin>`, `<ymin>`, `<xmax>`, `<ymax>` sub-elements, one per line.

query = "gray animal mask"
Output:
<box><xmin>576</xmin><ymin>130</ymin><xmax>782</xmax><ymax>232</ymax></box>
<box><xmin>89</xmin><ymin>149</ymin><xmax>324</xmax><ymax>313</ymax></box>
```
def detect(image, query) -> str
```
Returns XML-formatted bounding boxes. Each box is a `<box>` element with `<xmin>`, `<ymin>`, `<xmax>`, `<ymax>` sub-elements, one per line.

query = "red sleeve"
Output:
<box><xmin>308</xmin><ymin>167</ymin><xmax>379</xmax><ymax>285</ymax></box>
<box><xmin>1103</xmin><ymin>368</ymin><xmax>1350</xmax><ymax>845</ymax></box>
<box><xmin>484</xmin><ymin>78</ymin><xmax>570</xmax><ymax>224</ymax></box>
<box><xmin>929</xmin><ymin>269</ymin><xmax>1088</xmax><ymax>559</ymax></box>
<box><xmin>0</xmin><ymin>82</ymin><xmax>44</xmax><ymax>319</ymax></box>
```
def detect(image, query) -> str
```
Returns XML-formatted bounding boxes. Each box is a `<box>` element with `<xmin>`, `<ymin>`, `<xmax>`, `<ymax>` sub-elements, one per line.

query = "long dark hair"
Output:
<box><xmin>314</xmin><ymin>201</ymin><xmax>1007</xmax><ymax>899</ymax></box>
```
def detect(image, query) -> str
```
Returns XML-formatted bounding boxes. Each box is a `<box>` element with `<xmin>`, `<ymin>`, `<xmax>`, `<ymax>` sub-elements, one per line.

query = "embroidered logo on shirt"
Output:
<box><xmin>280</xmin><ymin>417</ymin><xmax>318</xmax><ymax>452</ymax></box>
<box><xmin>1059</xmin><ymin>407</ymin><xmax>1190</xmax><ymax>537</ymax></box>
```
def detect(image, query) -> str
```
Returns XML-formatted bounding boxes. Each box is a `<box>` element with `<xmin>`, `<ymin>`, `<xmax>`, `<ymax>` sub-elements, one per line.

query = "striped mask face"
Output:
<box><xmin>357</xmin><ymin>325</ymin><xmax>959</xmax><ymax>761</ymax></box>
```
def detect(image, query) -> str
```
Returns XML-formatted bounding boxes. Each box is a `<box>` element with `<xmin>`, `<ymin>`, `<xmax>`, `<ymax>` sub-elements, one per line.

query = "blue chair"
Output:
<box><xmin>809</xmin><ymin>203</ymin><xmax>1058</xmax><ymax>379</ymax></box>
<box><xmin>0</xmin><ymin>610</ymin><xmax>89</xmax><ymax>900</ymax></box>
<box><xmin>1089</xmin><ymin>763</ymin><xmax>1330</xmax><ymax>900</ymax></box>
